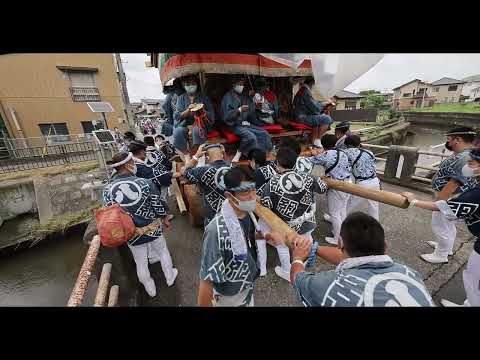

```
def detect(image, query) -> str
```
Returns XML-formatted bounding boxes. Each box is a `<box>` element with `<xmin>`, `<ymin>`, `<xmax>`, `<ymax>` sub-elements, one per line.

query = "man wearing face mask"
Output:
<box><xmin>103</xmin><ymin>152</ymin><xmax>178</xmax><ymax>298</ymax></box>
<box><xmin>293</xmin><ymin>76</ymin><xmax>333</xmax><ymax>148</ymax></box>
<box><xmin>258</xmin><ymin>147</ymin><xmax>329</xmax><ymax>281</ymax></box>
<box><xmin>253</xmin><ymin>77</ymin><xmax>279</xmax><ymax>125</ymax></box>
<box><xmin>220</xmin><ymin>76</ymin><xmax>273</xmax><ymax>161</ymax></box>
<box><xmin>402</xmin><ymin>148</ymin><xmax>480</xmax><ymax>307</ymax></box>
<box><xmin>181</xmin><ymin>143</ymin><xmax>232</xmax><ymax>227</ymax></box>
<box><xmin>197</xmin><ymin>166</ymin><xmax>283</xmax><ymax>306</ymax></box>
<box><xmin>420</xmin><ymin>127</ymin><xmax>478</xmax><ymax>264</ymax></box>
<box><xmin>173</xmin><ymin>75</ymin><xmax>215</xmax><ymax>157</ymax></box>
<box><xmin>290</xmin><ymin>212</ymin><xmax>434</xmax><ymax>307</ymax></box>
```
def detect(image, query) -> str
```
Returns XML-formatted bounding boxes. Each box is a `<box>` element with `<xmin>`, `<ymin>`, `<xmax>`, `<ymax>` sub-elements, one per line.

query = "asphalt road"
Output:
<box><xmin>138</xmin><ymin>181</ymin><xmax>471</xmax><ymax>307</ymax></box>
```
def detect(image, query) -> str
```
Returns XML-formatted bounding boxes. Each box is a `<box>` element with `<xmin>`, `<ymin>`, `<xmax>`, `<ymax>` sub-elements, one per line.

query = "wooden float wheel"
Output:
<box><xmin>183</xmin><ymin>183</ymin><xmax>205</xmax><ymax>228</ymax></box>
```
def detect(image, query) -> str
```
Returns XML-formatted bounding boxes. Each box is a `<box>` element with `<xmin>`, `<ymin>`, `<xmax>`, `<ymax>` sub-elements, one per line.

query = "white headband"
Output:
<box><xmin>445</xmin><ymin>131</ymin><xmax>476</xmax><ymax>136</ymax></box>
<box><xmin>110</xmin><ymin>152</ymin><xmax>133</xmax><ymax>168</ymax></box>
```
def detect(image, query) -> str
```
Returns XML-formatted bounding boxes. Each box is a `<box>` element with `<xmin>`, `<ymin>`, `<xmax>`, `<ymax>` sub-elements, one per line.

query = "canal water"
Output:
<box><xmin>0</xmin><ymin>227</ymin><xmax>97</xmax><ymax>306</ymax></box>
<box><xmin>0</xmin><ymin>124</ymin><xmax>448</xmax><ymax>306</ymax></box>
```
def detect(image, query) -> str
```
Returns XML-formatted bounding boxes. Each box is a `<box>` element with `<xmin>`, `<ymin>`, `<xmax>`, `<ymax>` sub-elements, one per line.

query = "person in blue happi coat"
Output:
<box><xmin>103</xmin><ymin>152</ymin><xmax>178</xmax><ymax>298</ymax></box>
<box><xmin>173</xmin><ymin>75</ymin><xmax>215</xmax><ymax>157</ymax></box>
<box><xmin>293</xmin><ymin>76</ymin><xmax>333</xmax><ymax>148</ymax></box>
<box><xmin>220</xmin><ymin>76</ymin><xmax>273</xmax><ymax>162</ymax></box>
<box><xmin>290</xmin><ymin>212</ymin><xmax>434</xmax><ymax>307</ymax></box>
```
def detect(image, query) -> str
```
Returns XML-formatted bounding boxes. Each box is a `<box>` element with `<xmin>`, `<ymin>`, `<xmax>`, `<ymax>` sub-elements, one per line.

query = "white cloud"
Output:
<box><xmin>121</xmin><ymin>53</ymin><xmax>164</xmax><ymax>102</ymax></box>
<box><xmin>121</xmin><ymin>53</ymin><xmax>480</xmax><ymax>100</ymax></box>
<box><xmin>345</xmin><ymin>53</ymin><xmax>480</xmax><ymax>93</ymax></box>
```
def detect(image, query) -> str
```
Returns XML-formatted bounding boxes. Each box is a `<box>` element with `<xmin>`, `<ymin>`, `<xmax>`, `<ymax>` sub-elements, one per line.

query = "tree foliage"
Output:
<box><xmin>361</xmin><ymin>92</ymin><xmax>385</xmax><ymax>109</ymax></box>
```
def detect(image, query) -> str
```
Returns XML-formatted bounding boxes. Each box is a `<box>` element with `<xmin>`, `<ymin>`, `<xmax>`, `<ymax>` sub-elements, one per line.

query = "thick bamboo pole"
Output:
<box><xmin>107</xmin><ymin>285</ymin><xmax>120</xmax><ymax>307</ymax></box>
<box><xmin>67</xmin><ymin>235</ymin><xmax>101</xmax><ymax>307</ymax></box>
<box><xmin>321</xmin><ymin>177</ymin><xmax>409</xmax><ymax>209</ymax></box>
<box><xmin>94</xmin><ymin>263</ymin><xmax>112</xmax><ymax>307</ymax></box>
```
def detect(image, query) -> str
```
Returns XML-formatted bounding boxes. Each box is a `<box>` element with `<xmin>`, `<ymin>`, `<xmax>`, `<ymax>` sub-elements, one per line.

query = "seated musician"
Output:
<box><xmin>173</xmin><ymin>74</ymin><xmax>215</xmax><ymax>159</ymax></box>
<box><xmin>293</xmin><ymin>76</ymin><xmax>333</xmax><ymax>148</ymax></box>
<box><xmin>252</xmin><ymin>77</ymin><xmax>279</xmax><ymax>125</ymax></box>
<box><xmin>220</xmin><ymin>76</ymin><xmax>273</xmax><ymax>162</ymax></box>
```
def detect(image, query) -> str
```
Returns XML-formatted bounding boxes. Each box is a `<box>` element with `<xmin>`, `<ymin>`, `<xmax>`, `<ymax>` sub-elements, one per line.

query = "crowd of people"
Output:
<box><xmin>99</xmin><ymin>73</ymin><xmax>480</xmax><ymax>308</ymax></box>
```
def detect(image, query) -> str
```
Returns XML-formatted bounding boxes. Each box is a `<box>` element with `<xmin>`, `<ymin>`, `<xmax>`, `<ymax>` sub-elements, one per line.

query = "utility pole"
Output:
<box><xmin>114</xmin><ymin>53</ymin><xmax>135</xmax><ymax>131</ymax></box>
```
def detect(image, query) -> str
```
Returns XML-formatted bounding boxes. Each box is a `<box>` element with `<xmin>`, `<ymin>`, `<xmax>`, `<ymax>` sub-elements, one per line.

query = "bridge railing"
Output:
<box><xmin>67</xmin><ymin>235</ymin><xmax>119</xmax><ymax>307</ymax></box>
<box><xmin>362</xmin><ymin>142</ymin><xmax>449</xmax><ymax>191</ymax></box>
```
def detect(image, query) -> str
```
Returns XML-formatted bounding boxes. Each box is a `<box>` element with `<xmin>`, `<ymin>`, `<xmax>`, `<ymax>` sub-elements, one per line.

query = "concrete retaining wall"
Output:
<box><xmin>0</xmin><ymin>169</ymin><xmax>107</xmax><ymax>227</ymax></box>
<box><xmin>34</xmin><ymin>170</ymin><xmax>107</xmax><ymax>225</ymax></box>
<box><xmin>403</xmin><ymin>112</ymin><xmax>480</xmax><ymax>129</ymax></box>
<box><xmin>0</xmin><ymin>178</ymin><xmax>37</xmax><ymax>226</ymax></box>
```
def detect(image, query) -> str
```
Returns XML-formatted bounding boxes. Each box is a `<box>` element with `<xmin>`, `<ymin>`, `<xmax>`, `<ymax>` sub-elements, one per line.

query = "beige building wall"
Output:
<box><xmin>393</xmin><ymin>80</ymin><xmax>432</xmax><ymax>110</ymax></box>
<box><xmin>0</xmin><ymin>53</ymin><xmax>129</xmax><ymax>139</ymax></box>
<box><xmin>393</xmin><ymin>81</ymin><xmax>430</xmax><ymax>100</ymax></box>
<box><xmin>431</xmin><ymin>83</ymin><xmax>464</xmax><ymax>103</ymax></box>
<box><xmin>334</xmin><ymin>99</ymin><xmax>361</xmax><ymax>110</ymax></box>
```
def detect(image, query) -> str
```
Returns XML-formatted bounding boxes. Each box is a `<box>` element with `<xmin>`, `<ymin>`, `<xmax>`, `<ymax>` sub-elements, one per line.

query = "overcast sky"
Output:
<box><xmin>122</xmin><ymin>53</ymin><xmax>480</xmax><ymax>101</ymax></box>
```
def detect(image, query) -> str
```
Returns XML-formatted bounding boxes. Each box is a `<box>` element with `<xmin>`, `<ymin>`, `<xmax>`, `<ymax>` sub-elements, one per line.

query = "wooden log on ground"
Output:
<box><xmin>67</xmin><ymin>235</ymin><xmax>101</xmax><ymax>307</ymax></box>
<box><xmin>94</xmin><ymin>263</ymin><xmax>112</xmax><ymax>307</ymax></box>
<box><xmin>171</xmin><ymin>161</ymin><xmax>187</xmax><ymax>213</ymax></box>
<box><xmin>184</xmin><ymin>183</ymin><xmax>205</xmax><ymax>227</ymax></box>
<box><xmin>321</xmin><ymin>177</ymin><xmax>409</xmax><ymax>209</ymax></box>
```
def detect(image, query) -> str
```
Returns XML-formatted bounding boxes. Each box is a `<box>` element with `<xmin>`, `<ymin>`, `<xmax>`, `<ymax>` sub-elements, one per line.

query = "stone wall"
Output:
<box><xmin>403</xmin><ymin>112</ymin><xmax>480</xmax><ymax>129</ymax></box>
<box><xmin>33</xmin><ymin>170</ymin><xmax>107</xmax><ymax>225</ymax></box>
<box><xmin>0</xmin><ymin>178</ymin><xmax>37</xmax><ymax>226</ymax></box>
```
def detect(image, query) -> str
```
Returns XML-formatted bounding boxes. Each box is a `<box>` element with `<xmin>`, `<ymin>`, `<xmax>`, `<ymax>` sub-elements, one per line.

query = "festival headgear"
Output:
<box><xmin>335</xmin><ymin>121</ymin><xmax>350</xmax><ymax>129</ymax></box>
<box><xmin>204</xmin><ymin>143</ymin><xmax>223</xmax><ymax>151</ymax></box>
<box><xmin>445</xmin><ymin>130</ymin><xmax>477</xmax><ymax>136</ymax></box>
<box><xmin>214</xmin><ymin>167</ymin><xmax>256</xmax><ymax>193</ymax></box>
<box><xmin>109</xmin><ymin>152</ymin><xmax>133</xmax><ymax>168</ymax></box>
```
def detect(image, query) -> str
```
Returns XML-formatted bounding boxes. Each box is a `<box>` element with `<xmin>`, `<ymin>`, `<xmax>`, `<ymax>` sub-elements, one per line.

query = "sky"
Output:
<box><xmin>122</xmin><ymin>53</ymin><xmax>480</xmax><ymax>101</ymax></box>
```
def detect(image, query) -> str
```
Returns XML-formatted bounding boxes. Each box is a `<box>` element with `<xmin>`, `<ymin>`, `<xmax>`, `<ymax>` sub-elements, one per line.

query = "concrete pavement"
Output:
<box><xmin>140</xmin><ymin>182</ymin><xmax>472</xmax><ymax>307</ymax></box>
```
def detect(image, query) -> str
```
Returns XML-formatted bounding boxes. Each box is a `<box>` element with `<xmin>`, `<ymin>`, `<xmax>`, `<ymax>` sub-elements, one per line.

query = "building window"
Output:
<box><xmin>418</xmin><ymin>88</ymin><xmax>426</xmax><ymax>94</ymax></box>
<box><xmin>81</xmin><ymin>120</ymin><xmax>104</xmax><ymax>133</ymax></box>
<box><xmin>81</xmin><ymin>121</ymin><xmax>95</xmax><ymax>133</ymax></box>
<box><xmin>433</xmin><ymin>87</ymin><xmax>439</xmax><ymax>92</ymax></box>
<box><xmin>39</xmin><ymin>123</ymin><xmax>70</xmax><ymax>143</ymax></box>
<box><xmin>448</xmin><ymin>85</ymin><xmax>458</xmax><ymax>91</ymax></box>
<box><xmin>66</xmin><ymin>71</ymin><xmax>101</xmax><ymax>102</ymax></box>
<box><xmin>403</xmin><ymin>93</ymin><xmax>411</xmax><ymax>97</ymax></box>
<box><xmin>344</xmin><ymin>100</ymin><xmax>357</xmax><ymax>110</ymax></box>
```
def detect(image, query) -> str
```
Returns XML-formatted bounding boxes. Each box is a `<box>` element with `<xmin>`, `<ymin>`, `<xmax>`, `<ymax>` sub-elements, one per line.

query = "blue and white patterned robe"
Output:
<box><xmin>294</xmin><ymin>255</ymin><xmax>434</xmax><ymax>307</ymax></box>
<box><xmin>309</xmin><ymin>149</ymin><xmax>351</xmax><ymax>180</ymax></box>
<box><xmin>102</xmin><ymin>173</ymin><xmax>168</xmax><ymax>246</ymax></box>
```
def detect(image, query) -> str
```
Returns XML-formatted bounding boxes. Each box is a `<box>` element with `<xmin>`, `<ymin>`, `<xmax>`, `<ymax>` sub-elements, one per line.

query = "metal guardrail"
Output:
<box><xmin>67</xmin><ymin>235</ymin><xmax>119</xmax><ymax>307</ymax></box>
<box><xmin>0</xmin><ymin>141</ymin><xmax>97</xmax><ymax>174</ymax></box>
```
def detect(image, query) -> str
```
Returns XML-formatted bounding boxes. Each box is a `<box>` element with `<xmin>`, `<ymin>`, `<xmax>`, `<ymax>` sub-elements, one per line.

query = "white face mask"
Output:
<box><xmin>234</xmin><ymin>85</ymin><xmax>244</xmax><ymax>94</ymax></box>
<box><xmin>462</xmin><ymin>164</ymin><xmax>479</xmax><ymax>177</ymax></box>
<box><xmin>232</xmin><ymin>195</ymin><xmax>256</xmax><ymax>212</ymax></box>
<box><xmin>250</xmin><ymin>160</ymin><xmax>256</xmax><ymax>170</ymax></box>
<box><xmin>184</xmin><ymin>84</ymin><xmax>197</xmax><ymax>94</ymax></box>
